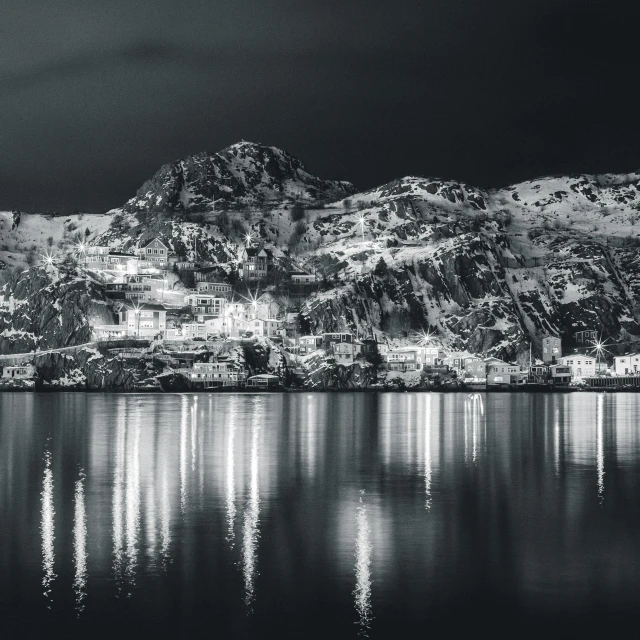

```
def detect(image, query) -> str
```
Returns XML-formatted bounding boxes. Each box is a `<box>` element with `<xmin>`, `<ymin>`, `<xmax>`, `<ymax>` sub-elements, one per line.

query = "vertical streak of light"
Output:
<box><xmin>425</xmin><ymin>395</ymin><xmax>432</xmax><ymax>511</ymax></box>
<box><xmin>125</xmin><ymin>407</ymin><xmax>141</xmax><ymax>585</ymax></box>
<box><xmin>180</xmin><ymin>396</ymin><xmax>188</xmax><ymax>514</ymax></box>
<box><xmin>464</xmin><ymin>397</ymin><xmax>469</xmax><ymax>465</ymax></box>
<box><xmin>226</xmin><ymin>397</ymin><xmax>237</xmax><ymax>547</ymax></box>
<box><xmin>383</xmin><ymin>395</ymin><xmax>391</xmax><ymax>466</ymax></box>
<box><xmin>191</xmin><ymin>397</ymin><xmax>197</xmax><ymax>473</ymax></box>
<box><xmin>407</xmin><ymin>395</ymin><xmax>412</xmax><ymax>467</ymax></box>
<box><xmin>73</xmin><ymin>470</ymin><xmax>88</xmax><ymax>615</ymax></box>
<box><xmin>597</xmin><ymin>394</ymin><xmax>605</xmax><ymax>503</ymax></box>
<box><xmin>243</xmin><ymin>397</ymin><xmax>261</xmax><ymax>610</ymax></box>
<box><xmin>354</xmin><ymin>491</ymin><xmax>373</xmax><ymax>636</ymax></box>
<box><xmin>307</xmin><ymin>396</ymin><xmax>316</xmax><ymax>478</ymax></box>
<box><xmin>160</xmin><ymin>468</ymin><xmax>170</xmax><ymax>566</ymax></box>
<box><xmin>554</xmin><ymin>406</ymin><xmax>560</xmax><ymax>477</ymax></box>
<box><xmin>472</xmin><ymin>396</ymin><xmax>478</xmax><ymax>465</ymax></box>
<box><xmin>41</xmin><ymin>448</ymin><xmax>56</xmax><ymax>605</ymax></box>
<box><xmin>112</xmin><ymin>404</ymin><xmax>126</xmax><ymax>589</ymax></box>
<box><xmin>146</xmin><ymin>480</ymin><xmax>157</xmax><ymax>557</ymax></box>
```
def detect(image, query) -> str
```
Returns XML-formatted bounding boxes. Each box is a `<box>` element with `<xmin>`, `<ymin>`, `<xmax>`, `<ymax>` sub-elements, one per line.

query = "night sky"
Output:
<box><xmin>1</xmin><ymin>0</ymin><xmax>638</xmax><ymax>213</ymax></box>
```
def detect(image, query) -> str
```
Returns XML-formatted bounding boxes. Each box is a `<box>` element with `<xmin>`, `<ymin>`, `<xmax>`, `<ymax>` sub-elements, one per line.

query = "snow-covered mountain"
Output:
<box><xmin>120</xmin><ymin>141</ymin><xmax>356</xmax><ymax>214</ymax></box>
<box><xmin>3</xmin><ymin>143</ymin><xmax>640</xmax><ymax>364</ymax></box>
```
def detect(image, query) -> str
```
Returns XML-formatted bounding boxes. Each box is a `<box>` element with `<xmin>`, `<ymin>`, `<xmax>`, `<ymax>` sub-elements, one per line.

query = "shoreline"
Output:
<box><xmin>0</xmin><ymin>384</ymin><xmax>633</xmax><ymax>394</ymax></box>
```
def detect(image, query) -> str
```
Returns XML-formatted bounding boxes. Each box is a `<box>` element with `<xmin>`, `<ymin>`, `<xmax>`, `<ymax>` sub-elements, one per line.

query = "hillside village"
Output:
<box><xmin>2</xmin><ymin>141</ymin><xmax>640</xmax><ymax>391</ymax></box>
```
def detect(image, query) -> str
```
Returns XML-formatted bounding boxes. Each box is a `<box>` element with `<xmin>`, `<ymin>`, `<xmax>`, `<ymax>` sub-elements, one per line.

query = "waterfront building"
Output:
<box><xmin>190</xmin><ymin>358</ymin><xmax>247</xmax><ymax>388</ymax></box>
<box><xmin>247</xmin><ymin>373</ymin><xmax>280</xmax><ymax>388</ymax></box>
<box><xmin>613</xmin><ymin>353</ymin><xmax>640</xmax><ymax>376</ymax></box>
<box><xmin>542</xmin><ymin>335</ymin><xmax>562</xmax><ymax>363</ymax></box>
<box><xmin>549</xmin><ymin>364</ymin><xmax>572</xmax><ymax>385</ymax></box>
<box><xmin>558</xmin><ymin>354</ymin><xmax>596</xmax><ymax>380</ymax></box>
<box><xmin>1</xmin><ymin>364</ymin><xmax>36</xmax><ymax>379</ymax></box>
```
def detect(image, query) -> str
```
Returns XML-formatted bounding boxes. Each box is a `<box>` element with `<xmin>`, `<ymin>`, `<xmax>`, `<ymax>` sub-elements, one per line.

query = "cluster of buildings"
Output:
<box><xmin>381</xmin><ymin>335</ymin><xmax>600</xmax><ymax>387</ymax></box>
<box><xmin>80</xmin><ymin>236</ymin><xmax>317</xmax><ymax>341</ymax></box>
<box><xmin>293</xmin><ymin>332</ymin><xmax>376</xmax><ymax>364</ymax></box>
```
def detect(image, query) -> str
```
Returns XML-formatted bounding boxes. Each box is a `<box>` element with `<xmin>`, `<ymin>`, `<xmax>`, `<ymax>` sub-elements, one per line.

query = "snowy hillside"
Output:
<box><xmin>0</xmin><ymin>211</ymin><xmax>112</xmax><ymax>270</ymax></box>
<box><xmin>3</xmin><ymin>142</ymin><xmax>640</xmax><ymax>361</ymax></box>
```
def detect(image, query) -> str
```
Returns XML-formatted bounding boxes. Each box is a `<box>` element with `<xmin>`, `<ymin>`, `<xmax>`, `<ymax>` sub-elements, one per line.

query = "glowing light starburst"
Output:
<box><xmin>412</xmin><ymin>328</ymin><xmax>435</xmax><ymax>347</ymax></box>
<box><xmin>590</xmin><ymin>335</ymin><xmax>612</xmax><ymax>357</ymax></box>
<box><xmin>244</xmin><ymin>231</ymin><xmax>255</xmax><ymax>246</ymax></box>
<box><xmin>355</xmin><ymin>213</ymin><xmax>366</xmax><ymax>242</ymax></box>
<box><xmin>40</xmin><ymin>250</ymin><xmax>57</xmax><ymax>267</ymax></box>
<box><xmin>239</xmin><ymin>287</ymin><xmax>261</xmax><ymax>311</ymax></box>
<box><xmin>74</xmin><ymin>241</ymin><xmax>87</xmax><ymax>255</ymax></box>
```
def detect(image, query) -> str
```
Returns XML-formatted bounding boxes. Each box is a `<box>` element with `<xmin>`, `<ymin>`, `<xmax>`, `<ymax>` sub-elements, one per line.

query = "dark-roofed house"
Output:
<box><xmin>239</xmin><ymin>246</ymin><xmax>274</xmax><ymax>281</ymax></box>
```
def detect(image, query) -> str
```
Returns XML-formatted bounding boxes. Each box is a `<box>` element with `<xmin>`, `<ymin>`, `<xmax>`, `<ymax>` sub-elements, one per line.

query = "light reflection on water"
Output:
<box><xmin>242</xmin><ymin>397</ymin><xmax>262</xmax><ymax>611</ymax></box>
<box><xmin>40</xmin><ymin>447</ymin><xmax>55</xmax><ymax>605</ymax></box>
<box><xmin>354</xmin><ymin>491</ymin><xmax>373</xmax><ymax>636</ymax></box>
<box><xmin>1</xmin><ymin>391</ymin><xmax>640</xmax><ymax>637</ymax></box>
<box><xmin>73</xmin><ymin>470</ymin><xmax>87</xmax><ymax>615</ymax></box>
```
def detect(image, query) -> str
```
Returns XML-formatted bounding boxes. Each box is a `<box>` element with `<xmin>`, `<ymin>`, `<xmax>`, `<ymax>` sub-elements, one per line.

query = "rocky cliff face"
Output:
<box><xmin>120</xmin><ymin>141</ymin><xmax>355</xmax><ymax>214</ymax></box>
<box><xmin>0</xmin><ymin>266</ymin><xmax>113</xmax><ymax>354</ymax></box>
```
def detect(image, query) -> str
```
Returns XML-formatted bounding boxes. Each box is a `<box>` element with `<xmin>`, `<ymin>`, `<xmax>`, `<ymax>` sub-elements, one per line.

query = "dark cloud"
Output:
<box><xmin>0</xmin><ymin>0</ymin><xmax>639</xmax><ymax>213</ymax></box>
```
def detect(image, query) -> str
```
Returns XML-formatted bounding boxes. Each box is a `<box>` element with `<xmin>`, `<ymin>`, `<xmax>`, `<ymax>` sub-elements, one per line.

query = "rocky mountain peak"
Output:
<box><xmin>120</xmin><ymin>142</ymin><xmax>356</xmax><ymax>215</ymax></box>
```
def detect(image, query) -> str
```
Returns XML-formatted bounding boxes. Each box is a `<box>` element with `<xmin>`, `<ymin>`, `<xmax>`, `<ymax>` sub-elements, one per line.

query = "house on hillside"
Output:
<box><xmin>185</xmin><ymin>293</ymin><xmax>226</xmax><ymax>322</ymax></box>
<box><xmin>119</xmin><ymin>303</ymin><xmax>167</xmax><ymax>338</ymax></box>
<box><xmin>574</xmin><ymin>329</ymin><xmax>598</xmax><ymax>347</ymax></box>
<box><xmin>106</xmin><ymin>251</ymin><xmax>140</xmax><ymax>274</ymax></box>
<box><xmin>239</xmin><ymin>247</ymin><xmax>274</xmax><ymax>281</ymax></box>
<box><xmin>299</xmin><ymin>335</ymin><xmax>323</xmax><ymax>355</ymax></box>
<box><xmin>290</xmin><ymin>271</ymin><xmax>317</xmax><ymax>285</ymax></box>
<box><xmin>140</xmin><ymin>238</ymin><xmax>169</xmax><ymax>265</ymax></box>
<box><xmin>322</xmin><ymin>332</ymin><xmax>354</xmax><ymax>349</ymax></box>
<box><xmin>195</xmin><ymin>281</ymin><xmax>233</xmax><ymax>298</ymax></box>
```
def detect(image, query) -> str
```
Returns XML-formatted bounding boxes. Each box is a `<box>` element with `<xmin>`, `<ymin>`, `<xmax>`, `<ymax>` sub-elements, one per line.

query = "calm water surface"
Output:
<box><xmin>1</xmin><ymin>391</ymin><xmax>640</xmax><ymax>638</ymax></box>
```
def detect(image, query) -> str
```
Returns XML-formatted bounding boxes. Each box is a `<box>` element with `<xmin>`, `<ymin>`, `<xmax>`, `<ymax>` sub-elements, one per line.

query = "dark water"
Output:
<box><xmin>1</xmin><ymin>392</ymin><xmax>640</xmax><ymax>638</ymax></box>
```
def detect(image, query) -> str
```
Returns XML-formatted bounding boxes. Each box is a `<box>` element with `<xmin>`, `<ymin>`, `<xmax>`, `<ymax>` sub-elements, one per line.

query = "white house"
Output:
<box><xmin>290</xmin><ymin>271</ymin><xmax>317</xmax><ymax>285</ymax></box>
<box><xmin>121</xmin><ymin>304</ymin><xmax>167</xmax><ymax>337</ymax></box>
<box><xmin>195</xmin><ymin>281</ymin><xmax>233</xmax><ymax>297</ymax></box>
<box><xmin>185</xmin><ymin>294</ymin><xmax>226</xmax><ymax>322</ymax></box>
<box><xmin>140</xmin><ymin>238</ymin><xmax>169</xmax><ymax>265</ymax></box>
<box><xmin>190</xmin><ymin>359</ymin><xmax>247</xmax><ymax>387</ymax></box>
<box><xmin>614</xmin><ymin>353</ymin><xmax>640</xmax><ymax>376</ymax></box>
<box><xmin>251</xmin><ymin>318</ymin><xmax>282</xmax><ymax>338</ymax></box>
<box><xmin>165</xmin><ymin>323</ymin><xmax>207</xmax><ymax>341</ymax></box>
<box><xmin>559</xmin><ymin>355</ymin><xmax>596</xmax><ymax>380</ymax></box>
<box><xmin>107</xmin><ymin>252</ymin><xmax>139</xmax><ymax>274</ymax></box>
<box><xmin>2</xmin><ymin>364</ymin><xmax>36</xmax><ymax>379</ymax></box>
